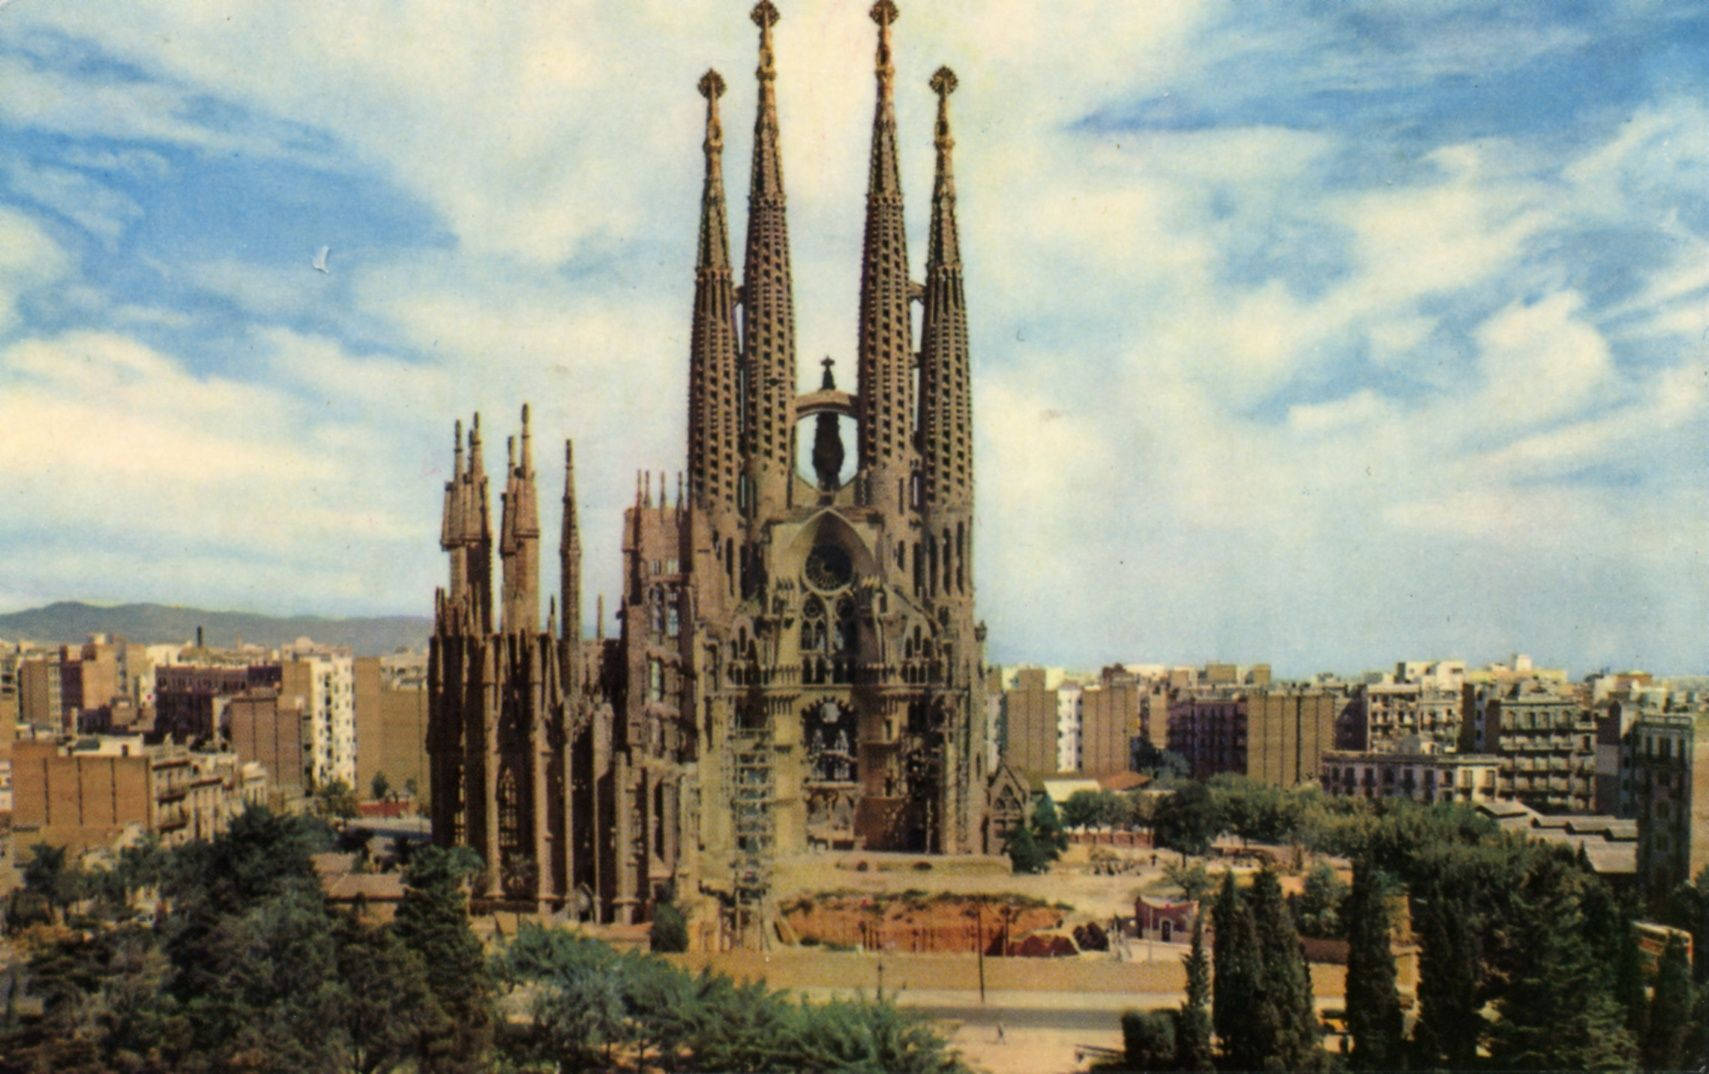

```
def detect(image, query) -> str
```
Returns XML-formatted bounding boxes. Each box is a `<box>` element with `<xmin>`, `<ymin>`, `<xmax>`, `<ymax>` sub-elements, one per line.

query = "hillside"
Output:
<box><xmin>0</xmin><ymin>601</ymin><xmax>431</xmax><ymax>656</ymax></box>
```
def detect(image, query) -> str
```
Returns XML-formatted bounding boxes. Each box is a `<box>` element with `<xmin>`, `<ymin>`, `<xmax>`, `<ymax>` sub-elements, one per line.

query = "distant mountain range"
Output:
<box><xmin>0</xmin><ymin>601</ymin><xmax>431</xmax><ymax>656</ymax></box>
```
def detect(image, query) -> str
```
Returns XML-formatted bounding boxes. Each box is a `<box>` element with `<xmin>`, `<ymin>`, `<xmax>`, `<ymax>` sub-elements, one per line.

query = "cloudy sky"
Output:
<box><xmin>2</xmin><ymin>2</ymin><xmax>1707</xmax><ymax>677</ymax></box>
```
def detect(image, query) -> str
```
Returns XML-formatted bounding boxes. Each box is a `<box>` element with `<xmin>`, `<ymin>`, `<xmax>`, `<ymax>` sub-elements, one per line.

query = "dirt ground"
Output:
<box><xmin>951</xmin><ymin>1023</ymin><xmax>1122</xmax><ymax>1074</ymax></box>
<box><xmin>769</xmin><ymin>844</ymin><xmax>1191</xmax><ymax>922</ymax></box>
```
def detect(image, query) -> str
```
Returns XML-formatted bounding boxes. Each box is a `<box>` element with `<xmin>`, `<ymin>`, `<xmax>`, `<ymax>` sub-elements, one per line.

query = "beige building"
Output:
<box><xmin>1321</xmin><ymin>740</ymin><xmax>1500</xmax><ymax>804</ymax></box>
<box><xmin>358</xmin><ymin>678</ymin><xmax>430</xmax><ymax>800</ymax></box>
<box><xmin>155</xmin><ymin>662</ymin><xmax>283</xmax><ymax>742</ymax></box>
<box><xmin>1625</xmin><ymin>712</ymin><xmax>1709</xmax><ymax>895</ymax></box>
<box><xmin>18</xmin><ymin>657</ymin><xmax>62</xmax><ymax>729</ymax></box>
<box><xmin>282</xmin><ymin>652</ymin><xmax>356</xmax><ymax>789</ymax></box>
<box><xmin>998</xmin><ymin>667</ymin><xmax>1059</xmax><ymax>777</ymax></box>
<box><xmin>1079</xmin><ymin>667</ymin><xmax>1142</xmax><ymax>776</ymax></box>
<box><xmin>12</xmin><ymin>736</ymin><xmax>268</xmax><ymax>851</ymax></box>
<box><xmin>1461</xmin><ymin>681</ymin><xmax>1596</xmax><ymax>812</ymax></box>
<box><xmin>1353</xmin><ymin>680</ymin><xmax>1462</xmax><ymax>752</ymax></box>
<box><xmin>1167</xmin><ymin>687</ymin><xmax>1338</xmax><ymax>786</ymax></box>
<box><xmin>226</xmin><ymin>687</ymin><xmax>309</xmax><ymax>801</ymax></box>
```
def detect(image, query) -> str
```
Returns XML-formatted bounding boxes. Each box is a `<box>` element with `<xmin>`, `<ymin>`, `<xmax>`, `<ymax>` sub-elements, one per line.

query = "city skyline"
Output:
<box><xmin>3</xmin><ymin>2</ymin><xmax>1708</xmax><ymax>676</ymax></box>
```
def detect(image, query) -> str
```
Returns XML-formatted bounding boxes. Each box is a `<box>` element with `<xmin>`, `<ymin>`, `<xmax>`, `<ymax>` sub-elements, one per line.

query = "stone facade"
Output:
<box><xmin>428</xmin><ymin>3</ymin><xmax>996</xmax><ymax>939</ymax></box>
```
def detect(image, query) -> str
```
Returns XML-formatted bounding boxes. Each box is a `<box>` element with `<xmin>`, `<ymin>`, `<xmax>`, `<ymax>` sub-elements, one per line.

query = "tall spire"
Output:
<box><xmin>740</xmin><ymin>0</ymin><xmax>798</xmax><ymax>524</ymax></box>
<box><xmin>440</xmin><ymin>419</ymin><xmax>469</xmax><ymax>618</ymax></box>
<box><xmin>856</xmin><ymin>0</ymin><xmax>916</xmax><ymax>514</ymax></box>
<box><xmin>560</xmin><ymin>439</ymin><xmax>581</xmax><ymax>645</ymax></box>
<box><xmin>688</xmin><ymin>69</ymin><xmax>743</xmax><ymax>516</ymax></box>
<box><xmin>464</xmin><ymin>413</ymin><xmax>494</xmax><ymax>634</ymax></box>
<box><xmin>500</xmin><ymin>405</ymin><xmax>540</xmax><ymax>634</ymax></box>
<box><xmin>918</xmin><ymin>66</ymin><xmax>972</xmax><ymax>515</ymax></box>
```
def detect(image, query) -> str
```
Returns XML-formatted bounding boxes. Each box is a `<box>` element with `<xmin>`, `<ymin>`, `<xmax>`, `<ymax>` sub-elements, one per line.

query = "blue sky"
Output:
<box><xmin>1</xmin><ymin>1</ymin><xmax>1707</xmax><ymax>677</ymax></box>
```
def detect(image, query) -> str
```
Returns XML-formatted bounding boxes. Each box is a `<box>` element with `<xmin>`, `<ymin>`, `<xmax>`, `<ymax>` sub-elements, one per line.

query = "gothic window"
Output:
<box><xmin>804</xmin><ymin>543</ymin><xmax>853</xmax><ymax>592</ymax></box>
<box><xmin>833</xmin><ymin>597</ymin><xmax>856</xmax><ymax>654</ymax></box>
<box><xmin>497</xmin><ymin>763</ymin><xmax>522</xmax><ymax>855</ymax></box>
<box><xmin>666</xmin><ymin>601</ymin><xmax>680</xmax><ymax>638</ymax></box>
<box><xmin>648</xmin><ymin>659</ymin><xmax>665</xmax><ymax>702</ymax></box>
<box><xmin>801</xmin><ymin>596</ymin><xmax>827</xmax><ymax>653</ymax></box>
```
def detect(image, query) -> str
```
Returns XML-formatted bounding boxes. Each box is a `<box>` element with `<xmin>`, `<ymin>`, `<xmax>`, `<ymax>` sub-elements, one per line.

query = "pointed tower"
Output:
<box><xmin>500</xmin><ymin>405</ymin><xmax>541</xmax><ymax>634</ymax></box>
<box><xmin>560</xmin><ymin>439</ymin><xmax>581</xmax><ymax>646</ymax></box>
<box><xmin>465</xmin><ymin>414</ymin><xmax>494</xmax><ymax>634</ymax></box>
<box><xmin>440</xmin><ymin>419</ymin><xmax>469</xmax><ymax>620</ymax></box>
<box><xmin>740</xmin><ymin>0</ymin><xmax>798</xmax><ymax>526</ymax></box>
<box><xmin>688</xmin><ymin>69</ymin><xmax>743</xmax><ymax>517</ymax></box>
<box><xmin>922</xmin><ymin>69</ymin><xmax>977</xmax><ymax>605</ymax></box>
<box><xmin>856</xmin><ymin>0</ymin><xmax>917</xmax><ymax>516</ymax></box>
<box><xmin>917</xmin><ymin>67</ymin><xmax>973</xmax><ymax>560</ymax></box>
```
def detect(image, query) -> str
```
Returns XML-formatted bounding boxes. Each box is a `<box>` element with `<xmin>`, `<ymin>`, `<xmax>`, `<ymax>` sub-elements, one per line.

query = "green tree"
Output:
<box><xmin>1164</xmin><ymin>859</ymin><xmax>1214</xmax><ymax>905</ymax></box>
<box><xmin>1120</xmin><ymin>1009</ymin><xmax>1178</xmax><ymax>1071</ymax></box>
<box><xmin>1005</xmin><ymin>797</ymin><xmax>1066</xmax><ymax>874</ymax></box>
<box><xmin>1645</xmin><ymin>933</ymin><xmax>1695</xmax><ymax>1072</ymax></box>
<box><xmin>1412</xmin><ymin>875</ymin><xmax>1485</xmax><ymax>1069</ymax></box>
<box><xmin>1211</xmin><ymin>870</ymin><xmax>1265</xmax><ymax>1071</ymax></box>
<box><xmin>1154</xmin><ymin>782</ymin><xmax>1220</xmax><ymax>856</ymax></box>
<box><xmin>392</xmin><ymin>845</ymin><xmax>494</xmax><ymax>1073</ymax></box>
<box><xmin>370</xmin><ymin>771</ymin><xmax>390</xmax><ymax>802</ymax></box>
<box><xmin>793</xmin><ymin>997</ymin><xmax>967</xmax><ymax>1074</ymax></box>
<box><xmin>332</xmin><ymin>913</ymin><xmax>439</xmax><ymax>1074</ymax></box>
<box><xmin>1292</xmin><ymin>861</ymin><xmax>1348</xmax><ymax>939</ymax></box>
<box><xmin>1002</xmin><ymin>822</ymin><xmax>1052</xmax><ymax>874</ymax></box>
<box><xmin>1063</xmin><ymin>789</ymin><xmax>1128</xmax><ymax>830</ymax></box>
<box><xmin>1343</xmin><ymin>859</ymin><xmax>1402</xmax><ymax>1071</ymax></box>
<box><xmin>1613</xmin><ymin>920</ymin><xmax>1650</xmax><ymax>1047</ymax></box>
<box><xmin>20</xmin><ymin>842</ymin><xmax>81</xmax><ymax>921</ymax></box>
<box><xmin>1247</xmin><ymin>867</ymin><xmax>1323</xmax><ymax>1071</ymax></box>
<box><xmin>650</xmin><ymin>899</ymin><xmax>690</xmax><ymax>953</ymax></box>
<box><xmin>1665</xmin><ymin>865</ymin><xmax>1709</xmax><ymax>983</ymax></box>
<box><xmin>183</xmin><ymin>883</ymin><xmax>346</xmax><ymax>1073</ymax></box>
<box><xmin>1176</xmin><ymin>910</ymin><xmax>1214</xmax><ymax>1072</ymax></box>
<box><xmin>1031</xmin><ymin>794</ymin><xmax>1068</xmax><ymax>855</ymax></box>
<box><xmin>1488</xmin><ymin>853</ymin><xmax>1636</xmax><ymax>1071</ymax></box>
<box><xmin>316</xmin><ymin>779</ymin><xmax>361</xmax><ymax>820</ymax></box>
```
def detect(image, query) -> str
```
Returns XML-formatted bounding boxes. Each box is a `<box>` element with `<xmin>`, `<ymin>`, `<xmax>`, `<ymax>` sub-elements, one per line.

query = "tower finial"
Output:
<box><xmin>820</xmin><ymin>355</ymin><xmax>836</xmax><ymax>391</ymax></box>
<box><xmin>752</xmin><ymin>1</ymin><xmax>779</xmax><ymax>79</ymax></box>
<box><xmin>519</xmin><ymin>403</ymin><xmax>533</xmax><ymax>470</ymax></box>
<box><xmin>871</xmin><ymin>1</ymin><xmax>898</xmax><ymax>98</ymax></box>
<box><xmin>699</xmin><ymin>69</ymin><xmax>726</xmax><ymax>156</ymax></box>
<box><xmin>931</xmin><ymin>66</ymin><xmax>958</xmax><ymax>149</ymax></box>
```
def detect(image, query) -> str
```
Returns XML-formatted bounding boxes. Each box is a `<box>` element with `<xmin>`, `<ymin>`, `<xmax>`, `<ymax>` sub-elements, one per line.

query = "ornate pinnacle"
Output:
<box><xmin>752</xmin><ymin>1</ymin><xmax>779</xmax><ymax>79</ymax></box>
<box><xmin>700</xmin><ymin>69</ymin><xmax>725</xmax><ymax>154</ymax></box>
<box><xmin>871</xmin><ymin>1</ymin><xmax>897</xmax><ymax>90</ymax></box>
<box><xmin>931</xmin><ymin>67</ymin><xmax>957</xmax><ymax>150</ymax></box>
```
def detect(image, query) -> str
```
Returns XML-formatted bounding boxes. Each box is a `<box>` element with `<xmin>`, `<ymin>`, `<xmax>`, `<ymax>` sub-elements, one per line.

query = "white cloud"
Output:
<box><xmin>0</xmin><ymin>205</ymin><xmax>71</xmax><ymax>331</ymax></box>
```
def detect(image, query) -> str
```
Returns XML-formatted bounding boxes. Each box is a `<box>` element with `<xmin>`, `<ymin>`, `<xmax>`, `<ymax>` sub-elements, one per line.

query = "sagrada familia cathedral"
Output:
<box><xmin>428</xmin><ymin>1</ymin><xmax>1026</xmax><ymax>938</ymax></box>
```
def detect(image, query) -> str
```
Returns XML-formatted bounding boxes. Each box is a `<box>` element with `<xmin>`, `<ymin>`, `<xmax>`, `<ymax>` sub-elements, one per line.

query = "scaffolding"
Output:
<box><xmin>729</xmin><ymin>722</ymin><xmax>774</xmax><ymax>947</ymax></box>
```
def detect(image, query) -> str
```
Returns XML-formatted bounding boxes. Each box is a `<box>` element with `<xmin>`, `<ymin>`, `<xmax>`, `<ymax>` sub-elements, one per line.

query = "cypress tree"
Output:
<box><xmin>1247</xmin><ymin>867</ymin><xmax>1323</xmax><ymax>1071</ymax></box>
<box><xmin>1176</xmin><ymin>909</ymin><xmax>1214</xmax><ymax>1072</ymax></box>
<box><xmin>1613</xmin><ymin>920</ymin><xmax>1649</xmax><ymax>1047</ymax></box>
<box><xmin>1412</xmin><ymin>877</ymin><xmax>1482</xmax><ymax>1069</ymax></box>
<box><xmin>1343</xmin><ymin>859</ymin><xmax>1402</xmax><ymax>1071</ymax></box>
<box><xmin>1645</xmin><ymin>933</ymin><xmax>1694</xmax><ymax>1072</ymax></box>
<box><xmin>1212</xmin><ymin>870</ymin><xmax>1266</xmax><ymax>1071</ymax></box>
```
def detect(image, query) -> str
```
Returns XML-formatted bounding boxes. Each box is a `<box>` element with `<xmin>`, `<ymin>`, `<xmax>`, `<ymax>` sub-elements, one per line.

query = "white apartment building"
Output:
<box><xmin>284</xmin><ymin>652</ymin><xmax>356</xmax><ymax>789</ymax></box>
